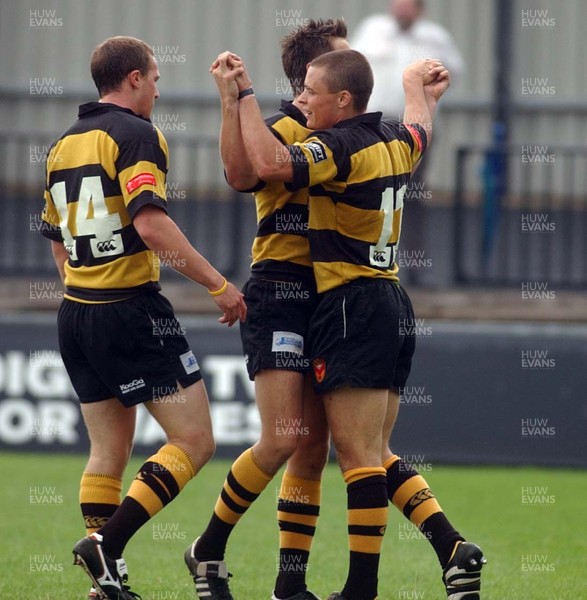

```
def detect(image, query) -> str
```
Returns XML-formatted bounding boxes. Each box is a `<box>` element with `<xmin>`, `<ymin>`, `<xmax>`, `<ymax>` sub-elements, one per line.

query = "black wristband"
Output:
<box><xmin>238</xmin><ymin>87</ymin><xmax>254</xmax><ymax>100</ymax></box>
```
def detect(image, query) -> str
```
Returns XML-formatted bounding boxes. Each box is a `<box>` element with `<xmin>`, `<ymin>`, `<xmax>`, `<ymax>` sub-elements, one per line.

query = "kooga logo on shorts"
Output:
<box><xmin>120</xmin><ymin>378</ymin><xmax>146</xmax><ymax>394</ymax></box>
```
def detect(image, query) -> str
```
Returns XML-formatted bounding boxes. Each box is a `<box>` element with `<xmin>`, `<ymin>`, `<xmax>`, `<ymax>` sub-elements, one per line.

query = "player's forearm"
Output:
<box><xmin>238</xmin><ymin>94</ymin><xmax>293</xmax><ymax>182</ymax></box>
<box><xmin>220</xmin><ymin>99</ymin><xmax>258</xmax><ymax>190</ymax></box>
<box><xmin>51</xmin><ymin>241</ymin><xmax>68</xmax><ymax>284</ymax></box>
<box><xmin>424</xmin><ymin>93</ymin><xmax>439</xmax><ymax>125</ymax></box>
<box><xmin>403</xmin><ymin>78</ymin><xmax>433</xmax><ymax>145</ymax></box>
<box><xmin>171</xmin><ymin>244</ymin><xmax>225</xmax><ymax>292</ymax></box>
<box><xmin>134</xmin><ymin>207</ymin><xmax>224</xmax><ymax>292</ymax></box>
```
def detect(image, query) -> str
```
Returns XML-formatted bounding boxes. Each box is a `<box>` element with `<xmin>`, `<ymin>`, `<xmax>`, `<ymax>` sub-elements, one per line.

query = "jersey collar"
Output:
<box><xmin>333</xmin><ymin>111</ymin><xmax>383</xmax><ymax>129</ymax></box>
<box><xmin>78</xmin><ymin>101</ymin><xmax>151</xmax><ymax>122</ymax></box>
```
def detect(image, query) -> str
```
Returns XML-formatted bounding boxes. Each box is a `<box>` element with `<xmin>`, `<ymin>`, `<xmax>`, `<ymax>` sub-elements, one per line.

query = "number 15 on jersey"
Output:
<box><xmin>369</xmin><ymin>184</ymin><xmax>407</xmax><ymax>268</ymax></box>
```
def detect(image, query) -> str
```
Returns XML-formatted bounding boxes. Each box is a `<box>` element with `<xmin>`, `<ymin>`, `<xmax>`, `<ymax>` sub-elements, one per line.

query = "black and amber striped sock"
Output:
<box><xmin>274</xmin><ymin>472</ymin><xmax>321</xmax><ymax>598</ymax></box>
<box><xmin>341</xmin><ymin>467</ymin><xmax>388</xmax><ymax>600</ymax></box>
<box><xmin>80</xmin><ymin>473</ymin><xmax>122</xmax><ymax>534</ymax></box>
<box><xmin>195</xmin><ymin>448</ymin><xmax>273</xmax><ymax>561</ymax></box>
<box><xmin>384</xmin><ymin>454</ymin><xmax>464</xmax><ymax>567</ymax></box>
<box><xmin>98</xmin><ymin>444</ymin><xmax>196</xmax><ymax>558</ymax></box>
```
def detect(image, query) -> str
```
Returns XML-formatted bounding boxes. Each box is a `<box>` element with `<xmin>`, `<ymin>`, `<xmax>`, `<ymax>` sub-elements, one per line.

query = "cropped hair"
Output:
<box><xmin>90</xmin><ymin>36</ymin><xmax>154</xmax><ymax>96</ymax></box>
<box><xmin>309</xmin><ymin>49</ymin><xmax>373</xmax><ymax>112</ymax></box>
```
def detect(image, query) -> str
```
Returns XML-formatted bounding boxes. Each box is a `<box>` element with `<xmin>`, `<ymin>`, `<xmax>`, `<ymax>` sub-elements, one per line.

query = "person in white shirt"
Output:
<box><xmin>351</xmin><ymin>0</ymin><xmax>464</xmax><ymax>285</ymax></box>
<box><xmin>351</xmin><ymin>0</ymin><xmax>464</xmax><ymax>120</ymax></box>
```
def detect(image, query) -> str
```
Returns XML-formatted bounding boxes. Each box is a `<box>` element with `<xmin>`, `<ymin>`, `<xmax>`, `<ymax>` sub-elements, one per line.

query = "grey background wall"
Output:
<box><xmin>1</xmin><ymin>0</ymin><xmax>585</xmax><ymax>192</ymax></box>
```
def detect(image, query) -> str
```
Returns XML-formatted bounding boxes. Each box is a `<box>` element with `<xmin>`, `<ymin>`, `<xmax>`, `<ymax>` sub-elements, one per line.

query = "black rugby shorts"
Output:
<box><xmin>308</xmin><ymin>279</ymin><xmax>416</xmax><ymax>393</ymax></box>
<box><xmin>58</xmin><ymin>292</ymin><xmax>201</xmax><ymax>406</ymax></box>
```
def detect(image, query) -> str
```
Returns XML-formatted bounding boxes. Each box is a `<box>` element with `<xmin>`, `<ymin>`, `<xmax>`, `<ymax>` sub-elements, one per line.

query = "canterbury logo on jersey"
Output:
<box><xmin>95</xmin><ymin>240</ymin><xmax>117</xmax><ymax>252</ymax></box>
<box><xmin>370</xmin><ymin>248</ymin><xmax>392</xmax><ymax>267</ymax></box>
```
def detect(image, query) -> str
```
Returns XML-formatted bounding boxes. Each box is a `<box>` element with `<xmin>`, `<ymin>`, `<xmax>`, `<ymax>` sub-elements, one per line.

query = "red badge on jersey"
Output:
<box><xmin>126</xmin><ymin>172</ymin><xmax>157</xmax><ymax>194</ymax></box>
<box><xmin>404</xmin><ymin>124</ymin><xmax>424</xmax><ymax>153</ymax></box>
<box><xmin>313</xmin><ymin>358</ymin><xmax>326</xmax><ymax>384</ymax></box>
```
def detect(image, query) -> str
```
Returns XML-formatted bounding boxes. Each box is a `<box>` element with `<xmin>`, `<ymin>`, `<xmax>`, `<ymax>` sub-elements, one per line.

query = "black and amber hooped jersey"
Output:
<box><xmin>286</xmin><ymin>113</ymin><xmax>427</xmax><ymax>293</ymax></box>
<box><xmin>40</xmin><ymin>102</ymin><xmax>169</xmax><ymax>302</ymax></box>
<box><xmin>248</xmin><ymin>100</ymin><xmax>314</xmax><ymax>283</ymax></box>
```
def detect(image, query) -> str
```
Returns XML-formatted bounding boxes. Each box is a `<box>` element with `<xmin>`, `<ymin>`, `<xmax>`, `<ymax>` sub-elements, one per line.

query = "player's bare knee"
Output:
<box><xmin>292</xmin><ymin>438</ymin><xmax>329</xmax><ymax>477</ymax></box>
<box><xmin>195</xmin><ymin>433</ymin><xmax>216</xmax><ymax>465</ymax></box>
<box><xmin>334</xmin><ymin>444</ymin><xmax>380</xmax><ymax>473</ymax></box>
<box><xmin>257</xmin><ymin>433</ymin><xmax>298</xmax><ymax>465</ymax></box>
<box><xmin>89</xmin><ymin>441</ymin><xmax>132</xmax><ymax>474</ymax></box>
<box><xmin>167</xmin><ymin>426</ymin><xmax>215</xmax><ymax>469</ymax></box>
<box><xmin>193</xmin><ymin>436</ymin><xmax>216</xmax><ymax>467</ymax></box>
<box><xmin>182</xmin><ymin>443</ymin><xmax>215</xmax><ymax>472</ymax></box>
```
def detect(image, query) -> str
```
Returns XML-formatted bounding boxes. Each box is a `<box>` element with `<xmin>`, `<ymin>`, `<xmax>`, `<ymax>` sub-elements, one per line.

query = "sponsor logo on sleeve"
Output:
<box><xmin>304</xmin><ymin>141</ymin><xmax>327</xmax><ymax>164</ymax></box>
<box><xmin>126</xmin><ymin>172</ymin><xmax>157</xmax><ymax>195</ymax></box>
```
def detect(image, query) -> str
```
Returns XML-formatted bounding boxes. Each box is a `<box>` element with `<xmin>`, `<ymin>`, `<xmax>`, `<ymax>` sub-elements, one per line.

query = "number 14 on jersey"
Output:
<box><xmin>50</xmin><ymin>175</ymin><xmax>125</xmax><ymax>261</ymax></box>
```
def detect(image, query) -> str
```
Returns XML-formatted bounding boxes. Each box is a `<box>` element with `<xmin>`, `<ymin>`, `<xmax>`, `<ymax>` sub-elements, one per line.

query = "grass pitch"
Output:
<box><xmin>1</xmin><ymin>452</ymin><xmax>585</xmax><ymax>599</ymax></box>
